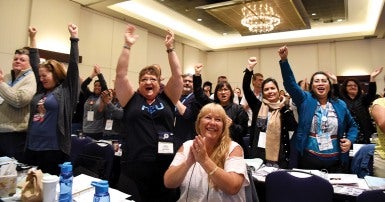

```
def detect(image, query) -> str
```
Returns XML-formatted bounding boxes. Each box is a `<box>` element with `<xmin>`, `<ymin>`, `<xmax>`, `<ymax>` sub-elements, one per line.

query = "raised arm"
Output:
<box><xmin>28</xmin><ymin>27</ymin><xmax>41</xmax><ymax>84</ymax></box>
<box><xmin>66</xmin><ymin>23</ymin><xmax>80</xmax><ymax>108</ymax></box>
<box><xmin>278</xmin><ymin>46</ymin><xmax>305</xmax><ymax>105</ymax></box>
<box><xmin>242</xmin><ymin>57</ymin><xmax>261</xmax><ymax>108</ymax></box>
<box><xmin>163</xmin><ymin>29</ymin><xmax>183</xmax><ymax>104</ymax></box>
<box><xmin>193</xmin><ymin>64</ymin><xmax>212</xmax><ymax>106</ymax></box>
<box><xmin>114</xmin><ymin>25</ymin><xmax>138</xmax><ymax>107</ymax></box>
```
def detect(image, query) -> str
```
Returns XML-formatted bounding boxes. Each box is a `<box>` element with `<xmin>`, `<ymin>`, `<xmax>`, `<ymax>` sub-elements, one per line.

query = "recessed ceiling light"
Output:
<box><xmin>337</xmin><ymin>19</ymin><xmax>343</xmax><ymax>22</ymax></box>
<box><xmin>197</xmin><ymin>18</ymin><xmax>202</xmax><ymax>22</ymax></box>
<box><xmin>312</xmin><ymin>13</ymin><xmax>316</xmax><ymax>16</ymax></box>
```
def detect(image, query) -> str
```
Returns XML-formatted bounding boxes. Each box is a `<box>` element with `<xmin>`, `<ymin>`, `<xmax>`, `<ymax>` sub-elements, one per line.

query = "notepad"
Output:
<box><xmin>364</xmin><ymin>176</ymin><xmax>385</xmax><ymax>189</ymax></box>
<box><xmin>245</xmin><ymin>158</ymin><xmax>263</xmax><ymax>171</ymax></box>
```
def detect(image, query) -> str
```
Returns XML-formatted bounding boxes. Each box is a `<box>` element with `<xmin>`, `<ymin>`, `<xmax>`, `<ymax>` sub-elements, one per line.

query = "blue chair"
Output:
<box><xmin>265</xmin><ymin>170</ymin><xmax>333</xmax><ymax>202</ymax></box>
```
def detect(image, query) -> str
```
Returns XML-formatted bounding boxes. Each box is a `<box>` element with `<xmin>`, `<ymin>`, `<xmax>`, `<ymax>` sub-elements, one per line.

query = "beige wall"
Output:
<box><xmin>0</xmin><ymin>0</ymin><xmax>384</xmax><ymax>95</ymax></box>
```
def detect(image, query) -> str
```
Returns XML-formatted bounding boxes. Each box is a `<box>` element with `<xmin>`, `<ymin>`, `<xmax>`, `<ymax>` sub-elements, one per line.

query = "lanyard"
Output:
<box><xmin>181</xmin><ymin>92</ymin><xmax>193</xmax><ymax>104</ymax></box>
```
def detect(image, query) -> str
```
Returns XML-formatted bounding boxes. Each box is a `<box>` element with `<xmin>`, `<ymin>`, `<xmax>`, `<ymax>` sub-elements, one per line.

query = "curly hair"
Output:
<box><xmin>340</xmin><ymin>78</ymin><xmax>362</xmax><ymax>98</ymax></box>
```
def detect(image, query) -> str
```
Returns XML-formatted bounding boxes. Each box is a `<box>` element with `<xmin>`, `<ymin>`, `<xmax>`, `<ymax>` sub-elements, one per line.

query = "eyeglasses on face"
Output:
<box><xmin>140</xmin><ymin>78</ymin><xmax>158</xmax><ymax>83</ymax></box>
<box><xmin>218</xmin><ymin>88</ymin><xmax>230</xmax><ymax>93</ymax></box>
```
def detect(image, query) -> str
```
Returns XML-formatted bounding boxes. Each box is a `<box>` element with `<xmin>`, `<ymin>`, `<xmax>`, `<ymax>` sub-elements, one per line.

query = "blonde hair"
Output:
<box><xmin>195</xmin><ymin>103</ymin><xmax>231</xmax><ymax>171</ymax></box>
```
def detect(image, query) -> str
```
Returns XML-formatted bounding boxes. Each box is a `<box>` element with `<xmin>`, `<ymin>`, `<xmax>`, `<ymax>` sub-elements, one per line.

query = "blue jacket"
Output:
<box><xmin>279</xmin><ymin>60</ymin><xmax>358</xmax><ymax>164</ymax></box>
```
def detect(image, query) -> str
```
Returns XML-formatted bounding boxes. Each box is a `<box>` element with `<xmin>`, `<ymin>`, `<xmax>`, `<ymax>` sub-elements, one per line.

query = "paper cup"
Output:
<box><xmin>42</xmin><ymin>175</ymin><xmax>58</xmax><ymax>202</ymax></box>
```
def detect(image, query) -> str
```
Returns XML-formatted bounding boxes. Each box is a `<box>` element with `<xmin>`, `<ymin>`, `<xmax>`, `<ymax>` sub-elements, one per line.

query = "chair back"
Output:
<box><xmin>70</xmin><ymin>135</ymin><xmax>94</xmax><ymax>163</ymax></box>
<box><xmin>265</xmin><ymin>170</ymin><xmax>333</xmax><ymax>202</ymax></box>
<box><xmin>245</xmin><ymin>166</ymin><xmax>259</xmax><ymax>202</ymax></box>
<box><xmin>356</xmin><ymin>189</ymin><xmax>385</xmax><ymax>202</ymax></box>
<box><xmin>73</xmin><ymin>141</ymin><xmax>114</xmax><ymax>180</ymax></box>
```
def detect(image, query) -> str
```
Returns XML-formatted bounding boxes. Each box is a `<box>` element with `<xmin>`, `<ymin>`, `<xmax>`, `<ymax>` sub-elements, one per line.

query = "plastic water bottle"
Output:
<box><xmin>59</xmin><ymin>162</ymin><xmax>73</xmax><ymax>202</ymax></box>
<box><xmin>92</xmin><ymin>180</ymin><xmax>110</xmax><ymax>202</ymax></box>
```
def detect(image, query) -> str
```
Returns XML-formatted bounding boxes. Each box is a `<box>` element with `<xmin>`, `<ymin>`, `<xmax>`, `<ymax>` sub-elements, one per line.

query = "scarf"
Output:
<box><xmin>257</xmin><ymin>97</ymin><xmax>286</xmax><ymax>162</ymax></box>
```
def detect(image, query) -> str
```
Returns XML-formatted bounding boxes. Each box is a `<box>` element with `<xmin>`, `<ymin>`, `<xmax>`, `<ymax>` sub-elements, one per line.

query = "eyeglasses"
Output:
<box><xmin>218</xmin><ymin>88</ymin><xmax>230</xmax><ymax>93</ymax></box>
<box><xmin>140</xmin><ymin>78</ymin><xmax>158</xmax><ymax>83</ymax></box>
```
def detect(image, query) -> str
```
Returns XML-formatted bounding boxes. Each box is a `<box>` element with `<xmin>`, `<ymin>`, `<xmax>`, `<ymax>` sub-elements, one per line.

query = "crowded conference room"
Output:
<box><xmin>1</xmin><ymin>0</ymin><xmax>385</xmax><ymax>201</ymax></box>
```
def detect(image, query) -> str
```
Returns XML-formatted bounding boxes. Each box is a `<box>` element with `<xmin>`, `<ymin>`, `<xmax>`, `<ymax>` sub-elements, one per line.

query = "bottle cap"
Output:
<box><xmin>59</xmin><ymin>162</ymin><xmax>72</xmax><ymax>173</ymax></box>
<box><xmin>91</xmin><ymin>180</ymin><xmax>109</xmax><ymax>194</ymax></box>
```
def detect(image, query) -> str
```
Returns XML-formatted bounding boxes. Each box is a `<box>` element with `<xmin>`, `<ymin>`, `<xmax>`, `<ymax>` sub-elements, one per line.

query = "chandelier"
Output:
<box><xmin>241</xmin><ymin>1</ymin><xmax>281</xmax><ymax>34</ymax></box>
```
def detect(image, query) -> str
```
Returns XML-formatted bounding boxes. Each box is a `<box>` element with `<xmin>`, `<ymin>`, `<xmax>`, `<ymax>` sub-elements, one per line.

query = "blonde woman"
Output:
<box><xmin>164</xmin><ymin>103</ymin><xmax>249</xmax><ymax>202</ymax></box>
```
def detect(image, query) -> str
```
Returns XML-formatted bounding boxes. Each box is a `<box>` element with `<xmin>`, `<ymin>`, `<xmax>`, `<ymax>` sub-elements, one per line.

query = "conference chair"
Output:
<box><xmin>69</xmin><ymin>135</ymin><xmax>94</xmax><ymax>163</ymax></box>
<box><xmin>356</xmin><ymin>189</ymin><xmax>385</xmax><ymax>202</ymax></box>
<box><xmin>73</xmin><ymin>141</ymin><xmax>114</xmax><ymax>180</ymax></box>
<box><xmin>265</xmin><ymin>170</ymin><xmax>334</xmax><ymax>202</ymax></box>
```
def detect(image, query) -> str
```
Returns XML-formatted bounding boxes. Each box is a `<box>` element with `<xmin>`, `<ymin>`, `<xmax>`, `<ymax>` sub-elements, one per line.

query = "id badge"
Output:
<box><xmin>258</xmin><ymin>132</ymin><xmax>267</xmax><ymax>148</ymax></box>
<box><xmin>158</xmin><ymin>132</ymin><xmax>174</xmax><ymax>154</ymax></box>
<box><xmin>317</xmin><ymin>133</ymin><xmax>333</xmax><ymax>151</ymax></box>
<box><xmin>105</xmin><ymin>119</ymin><xmax>113</xmax><ymax>130</ymax></box>
<box><xmin>87</xmin><ymin>111</ymin><xmax>94</xmax><ymax>121</ymax></box>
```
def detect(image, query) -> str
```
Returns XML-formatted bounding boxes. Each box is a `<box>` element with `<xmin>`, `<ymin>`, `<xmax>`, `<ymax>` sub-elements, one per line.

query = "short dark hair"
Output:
<box><xmin>15</xmin><ymin>48</ymin><xmax>29</xmax><ymax>55</ymax></box>
<box><xmin>252</xmin><ymin>73</ymin><xmax>263</xmax><ymax>81</ymax></box>
<box><xmin>203</xmin><ymin>81</ymin><xmax>212</xmax><ymax>88</ymax></box>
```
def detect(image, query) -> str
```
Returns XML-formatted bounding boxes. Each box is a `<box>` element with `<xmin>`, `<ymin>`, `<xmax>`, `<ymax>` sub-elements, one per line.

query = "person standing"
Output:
<box><xmin>278</xmin><ymin>45</ymin><xmax>358</xmax><ymax>173</ymax></box>
<box><xmin>327</xmin><ymin>67</ymin><xmax>383</xmax><ymax>144</ymax></box>
<box><xmin>81</xmin><ymin>65</ymin><xmax>109</xmax><ymax>140</ymax></box>
<box><xmin>174</xmin><ymin>73</ymin><xmax>201</xmax><ymax>152</ymax></box>
<box><xmin>0</xmin><ymin>30</ymin><xmax>37</xmax><ymax>162</ymax></box>
<box><xmin>114</xmin><ymin>24</ymin><xmax>183</xmax><ymax>202</ymax></box>
<box><xmin>240</xmin><ymin>72</ymin><xmax>264</xmax><ymax>135</ymax></box>
<box><xmin>243</xmin><ymin>57</ymin><xmax>297</xmax><ymax>168</ymax></box>
<box><xmin>24</xmin><ymin>24</ymin><xmax>80</xmax><ymax>175</ymax></box>
<box><xmin>193</xmin><ymin>64</ymin><xmax>249</xmax><ymax>157</ymax></box>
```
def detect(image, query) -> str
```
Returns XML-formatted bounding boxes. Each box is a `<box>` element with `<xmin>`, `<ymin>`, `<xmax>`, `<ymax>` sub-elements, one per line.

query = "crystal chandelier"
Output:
<box><xmin>241</xmin><ymin>1</ymin><xmax>281</xmax><ymax>34</ymax></box>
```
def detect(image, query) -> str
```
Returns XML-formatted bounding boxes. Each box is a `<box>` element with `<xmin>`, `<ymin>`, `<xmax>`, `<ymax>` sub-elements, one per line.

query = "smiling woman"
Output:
<box><xmin>24</xmin><ymin>24</ymin><xmax>80</xmax><ymax>176</ymax></box>
<box><xmin>164</xmin><ymin>103</ymin><xmax>250</xmax><ymax>202</ymax></box>
<box><xmin>242</xmin><ymin>57</ymin><xmax>297</xmax><ymax>168</ymax></box>
<box><xmin>278</xmin><ymin>45</ymin><xmax>358</xmax><ymax>173</ymax></box>
<box><xmin>113</xmin><ymin>24</ymin><xmax>183</xmax><ymax>202</ymax></box>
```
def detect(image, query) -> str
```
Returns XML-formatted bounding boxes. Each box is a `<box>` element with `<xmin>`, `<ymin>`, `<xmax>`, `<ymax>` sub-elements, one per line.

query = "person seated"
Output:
<box><xmin>164</xmin><ymin>103</ymin><xmax>249</xmax><ymax>201</ymax></box>
<box><xmin>370</xmin><ymin>97</ymin><xmax>385</xmax><ymax>177</ymax></box>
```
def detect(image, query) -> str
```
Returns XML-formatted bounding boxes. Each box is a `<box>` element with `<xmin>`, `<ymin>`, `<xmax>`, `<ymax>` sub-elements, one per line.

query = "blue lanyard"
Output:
<box><xmin>181</xmin><ymin>93</ymin><xmax>193</xmax><ymax>104</ymax></box>
<box><xmin>8</xmin><ymin>69</ymin><xmax>32</xmax><ymax>87</ymax></box>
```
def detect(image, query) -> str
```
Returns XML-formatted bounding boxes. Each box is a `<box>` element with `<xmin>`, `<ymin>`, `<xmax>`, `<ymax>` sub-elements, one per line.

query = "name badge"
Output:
<box><xmin>158</xmin><ymin>132</ymin><xmax>174</xmax><ymax>154</ymax></box>
<box><xmin>316</xmin><ymin>133</ymin><xmax>333</xmax><ymax>151</ymax></box>
<box><xmin>258</xmin><ymin>132</ymin><xmax>267</xmax><ymax>148</ymax></box>
<box><xmin>87</xmin><ymin>111</ymin><xmax>94</xmax><ymax>121</ymax></box>
<box><xmin>105</xmin><ymin>119</ymin><xmax>113</xmax><ymax>130</ymax></box>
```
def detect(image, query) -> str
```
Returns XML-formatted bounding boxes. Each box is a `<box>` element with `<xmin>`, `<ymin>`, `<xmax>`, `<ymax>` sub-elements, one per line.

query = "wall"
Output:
<box><xmin>0</xmin><ymin>0</ymin><xmax>384</xmax><ymax>95</ymax></box>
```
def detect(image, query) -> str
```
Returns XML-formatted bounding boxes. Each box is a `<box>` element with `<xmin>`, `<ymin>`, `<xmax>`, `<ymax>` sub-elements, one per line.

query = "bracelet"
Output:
<box><xmin>209</xmin><ymin>166</ymin><xmax>218</xmax><ymax>176</ymax></box>
<box><xmin>123</xmin><ymin>45</ymin><xmax>131</xmax><ymax>50</ymax></box>
<box><xmin>166</xmin><ymin>48</ymin><xmax>174</xmax><ymax>53</ymax></box>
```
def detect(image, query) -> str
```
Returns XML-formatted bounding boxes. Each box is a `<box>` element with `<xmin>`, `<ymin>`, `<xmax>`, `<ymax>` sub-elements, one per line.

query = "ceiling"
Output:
<box><xmin>71</xmin><ymin>0</ymin><xmax>385</xmax><ymax>51</ymax></box>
